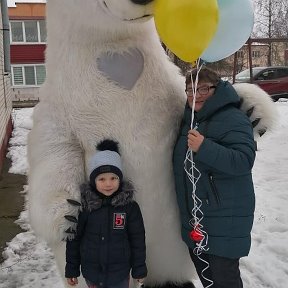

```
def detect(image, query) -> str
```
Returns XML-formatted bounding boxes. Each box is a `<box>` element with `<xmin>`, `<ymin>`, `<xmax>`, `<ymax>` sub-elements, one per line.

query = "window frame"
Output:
<box><xmin>252</xmin><ymin>50</ymin><xmax>260</xmax><ymax>58</ymax></box>
<box><xmin>277</xmin><ymin>68</ymin><xmax>288</xmax><ymax>78</ymax></box>
<box><xmin>257</xmin><ymin>69</ymin><xmax>278</xmax><ymax>81</ymax></box>
<box><xmin>11</xmin><ymin>64</ymin><xmax>46</xmax><ymax>87</ymax></box>
<box><xmin>237</xmin><ymin>51</ymin><xmax>244</xmax><ymax>58</ymax></box>
<box><xmin>10</xmin><ymin>20</ymin><xmax>47</xmax><ymax>44</ymax></box>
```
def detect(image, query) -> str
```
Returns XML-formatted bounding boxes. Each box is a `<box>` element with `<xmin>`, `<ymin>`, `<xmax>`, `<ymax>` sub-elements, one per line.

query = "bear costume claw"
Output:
<box><xmin>64</xmin><ymin>215</ymin><xmax>78</xmax><ymax>223</ymax></box>
<box><xmin>67</xmin><ymin>199</ymin><xmax>81</xmax><ymax>207</ymax></box>
<box><xmin>65</xmin><ymin>227</ymin><xmax>77</xmax><ymax>234</ymax></box>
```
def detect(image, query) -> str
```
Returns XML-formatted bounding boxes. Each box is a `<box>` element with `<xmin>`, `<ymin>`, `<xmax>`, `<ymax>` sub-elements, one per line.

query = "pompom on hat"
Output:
<box><xmin>89</xmin><ymin>140</ymin><xmax>123</xmax><ymax>187</ymax></box>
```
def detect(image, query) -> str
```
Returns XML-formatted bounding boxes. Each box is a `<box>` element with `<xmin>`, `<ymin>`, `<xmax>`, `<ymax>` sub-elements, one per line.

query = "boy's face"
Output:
<box><xmin>95</xmin><ymin>172</ymin><xmax>120</xmax><ymax>196</ymax></box>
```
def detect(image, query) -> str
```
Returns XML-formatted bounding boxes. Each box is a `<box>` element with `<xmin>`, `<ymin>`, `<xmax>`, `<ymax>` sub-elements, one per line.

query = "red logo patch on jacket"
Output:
<box><xmin>113</xmin><ymin>213</ymin><xmax>126</xmax><ymax>229</ymax></box>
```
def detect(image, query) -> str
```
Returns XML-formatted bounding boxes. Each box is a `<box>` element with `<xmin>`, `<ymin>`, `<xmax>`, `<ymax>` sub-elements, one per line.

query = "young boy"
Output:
<box><xmin>65</xmin><ymin>140</ymin><xmax>147</xmax><ymax>288</ymax></box>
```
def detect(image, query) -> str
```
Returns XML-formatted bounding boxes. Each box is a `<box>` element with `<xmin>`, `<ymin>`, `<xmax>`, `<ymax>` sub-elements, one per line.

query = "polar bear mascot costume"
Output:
<box><xmin>28</xmin><ymin>0</ymin><xmax>276</xmax><ymax>287</ymax></box>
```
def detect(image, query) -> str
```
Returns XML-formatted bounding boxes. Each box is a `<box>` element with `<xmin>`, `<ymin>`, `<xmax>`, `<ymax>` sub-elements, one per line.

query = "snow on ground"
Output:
<box><xmin>0</xmin><ymin>101</ymin><xmax>288</xmax><ymax>287</ymax></box>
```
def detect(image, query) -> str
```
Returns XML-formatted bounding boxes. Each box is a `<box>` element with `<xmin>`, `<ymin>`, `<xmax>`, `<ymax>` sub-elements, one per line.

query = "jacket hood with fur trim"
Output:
<box><xmin>80</xmin><ymin>180</ymin><xmax>134</xmax><ymax>212</ymax></box>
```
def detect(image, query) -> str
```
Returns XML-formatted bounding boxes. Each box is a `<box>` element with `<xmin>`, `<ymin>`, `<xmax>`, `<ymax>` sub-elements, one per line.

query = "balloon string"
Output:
<box><xmin>184</xmin><ymin>149</ymin><xmax>201</xmax><ymax>227</ymax></box>
<box><xmin>193</xmin><ymin>253</ymin><xmax>214</xmax><ymax>288</ymax></box>
<box><xmin>190</xmin><ymin>59</ymin><xmax>203</xmax><ymax>129</ymax></box>
<box><xmin>186</xmin><ymin>58</ymin><xmax>203</xmax><ymax>226</ymax></box>
<box><xmin>185</xmin><ymin>60</ymin><xmax>214</xmax><ymax>288</ymax></box>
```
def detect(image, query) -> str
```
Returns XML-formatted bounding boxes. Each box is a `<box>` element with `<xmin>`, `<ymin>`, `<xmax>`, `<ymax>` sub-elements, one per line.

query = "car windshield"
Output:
<box><xmin>235</xmin><ymin>68</ymin><xmax>264</xmax><ymax>81</ymax></box>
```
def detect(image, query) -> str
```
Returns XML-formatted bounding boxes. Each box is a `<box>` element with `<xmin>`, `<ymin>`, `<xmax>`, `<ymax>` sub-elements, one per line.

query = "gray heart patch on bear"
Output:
<box><xmin>97</xmin><ymin>48</ymin><xmax>144</xmax><ymax>90</ymax></box>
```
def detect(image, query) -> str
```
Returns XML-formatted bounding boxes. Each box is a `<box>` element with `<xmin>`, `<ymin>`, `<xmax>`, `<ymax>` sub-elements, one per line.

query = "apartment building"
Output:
<box><xmin>0</xmin><ymin>0</ymin><xmax>12</xmax><ymax>172</ymax></box>
<box><xmin>8</xmin><ymin>0</ymin><xmax>46</xmax><ymax>102</ymax></box>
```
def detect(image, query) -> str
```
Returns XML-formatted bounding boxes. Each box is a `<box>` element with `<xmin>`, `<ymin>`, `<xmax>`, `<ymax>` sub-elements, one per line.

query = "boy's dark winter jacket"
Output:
<box><xmin>65</xmin><ymin>181</ymin><xmax>147</xmax><ymax>286</ymax></box>
<box><xmin>173</xmin><ymin>81</ymin><xmax>256</xmax><ymax>259</ymax></box>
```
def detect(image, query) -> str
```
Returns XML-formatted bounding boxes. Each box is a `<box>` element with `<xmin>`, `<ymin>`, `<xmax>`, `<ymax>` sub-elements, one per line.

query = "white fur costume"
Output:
<box><xmin>27</xmin><ymin>1</ymin><xmax>277</xmax><ymax>287</ymax></box>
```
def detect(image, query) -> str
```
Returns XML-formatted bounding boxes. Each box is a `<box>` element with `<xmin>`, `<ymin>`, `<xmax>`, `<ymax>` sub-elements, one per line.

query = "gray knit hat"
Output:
<box><xmin>89</xmin><ymin>140</ymin><xmax>123</xmax><ymax>187</ymax></box>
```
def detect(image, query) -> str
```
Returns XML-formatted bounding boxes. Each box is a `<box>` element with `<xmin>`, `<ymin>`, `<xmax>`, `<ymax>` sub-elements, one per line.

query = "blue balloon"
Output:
<box><xmin>201</xmin><ymin>0</ymin><xmax>254</xmax><ymax>62</ymax></box>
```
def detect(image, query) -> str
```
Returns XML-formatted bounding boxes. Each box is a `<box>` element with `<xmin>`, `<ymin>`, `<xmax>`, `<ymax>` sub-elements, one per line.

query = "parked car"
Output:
<box><xmin>235</xmin><ymin>66</ymin><xmax>288</xmax><ymax>101</ymax></box>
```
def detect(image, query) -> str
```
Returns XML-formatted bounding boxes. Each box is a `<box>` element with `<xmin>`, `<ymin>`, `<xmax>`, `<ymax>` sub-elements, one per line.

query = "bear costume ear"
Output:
<box><xmin>96</xmin><ymin>139</ymin><xmax>121</xmax><ymax>154</ymax></box>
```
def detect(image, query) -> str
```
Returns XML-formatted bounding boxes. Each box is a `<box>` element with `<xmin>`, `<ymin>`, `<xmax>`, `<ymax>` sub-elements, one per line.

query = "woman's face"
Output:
<box><xmin>186</xmin><ymin>81</ymin><xmax>216</xmax><ymax>112</ymax></box>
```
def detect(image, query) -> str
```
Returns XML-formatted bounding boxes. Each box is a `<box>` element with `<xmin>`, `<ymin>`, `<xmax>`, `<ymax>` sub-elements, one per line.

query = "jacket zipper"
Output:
<box><xmin>208</xmin><ymin>173</ymin><xmax>221</xmax><ymax>206</ymax></box>
<box><xmin>104</xmin><ymin>205</ymin><xmax>111</xmax><ymax>283</ymax></box>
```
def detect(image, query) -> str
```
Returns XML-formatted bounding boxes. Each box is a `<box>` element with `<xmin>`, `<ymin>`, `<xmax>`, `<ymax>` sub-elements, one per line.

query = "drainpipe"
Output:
<box><xmin>1</xmin><ymin>0</ymin><xmax>11</xmax><ymax>73</ymax></box>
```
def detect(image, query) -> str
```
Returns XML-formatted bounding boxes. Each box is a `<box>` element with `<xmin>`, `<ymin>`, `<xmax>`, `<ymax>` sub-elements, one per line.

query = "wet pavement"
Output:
<box><xmin>0</xmin><ymin>157</ymin><xmax>26</xmax><ymax>263</ymax></box>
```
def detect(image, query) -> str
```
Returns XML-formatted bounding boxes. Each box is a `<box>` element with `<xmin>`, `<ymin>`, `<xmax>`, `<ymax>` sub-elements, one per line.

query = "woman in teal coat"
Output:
<box><xmin>173</xmin><ymin>67</ymin><xmax>256</xmax><ymax>288</ymax></box>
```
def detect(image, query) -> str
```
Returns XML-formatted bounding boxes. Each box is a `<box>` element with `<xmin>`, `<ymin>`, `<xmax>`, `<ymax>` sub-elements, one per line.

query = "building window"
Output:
<box><xmin>12</xmin><ymin>66</ymin><xmax>24</xmax><ymax>85</ymax></box>
<box><xmin>25</xmin><ymin>21</ymin><xmax>38</xmax><ymax>42</ymax></box>
<box><xmin>12</xmin><ymin>65</ymin><xmax>46</xmax><ymax>87</ymax></box>
<box><xmin>10</xmin><ymin>22</ymin><xmax>23</xmax><ymax>42</ymax></box>
<box><xmin>39</xmin><ymin>20</ymin><xmax>47</xmax><ymax>42</ymax></box>
<box><xmin>10</xmin><ymin>20</ymin><xmax>47</xmax><ymax>43</ymax></box>
<box><xmin>237</xmin><ymin>51</ymin><xmax>244</xmax><ymax>58</ymax></box>
<box><xmin>252</xmin><ymin>50</ymin><xmax>260</xmax><ymax>58</ymax></box>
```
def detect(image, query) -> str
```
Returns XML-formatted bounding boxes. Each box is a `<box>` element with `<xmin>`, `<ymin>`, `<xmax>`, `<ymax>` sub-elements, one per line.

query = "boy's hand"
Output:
<box><xmin>135</xmin><ymin>278</ymin><xmax>145</xmax><ymax>287</ymax></box>
<box><xmin>66</xmin><ymin>277</ymin><xmax>78</xmax><ymax>286</ymax></box>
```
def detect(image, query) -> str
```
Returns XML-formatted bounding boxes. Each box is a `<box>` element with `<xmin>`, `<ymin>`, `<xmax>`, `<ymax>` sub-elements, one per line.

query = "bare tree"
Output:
<box><xmin>161</xmin><ymin>44</ymin><xmax>192</xmax><ymax>75</ymax></box>
<box><xmin>253</xmin><ymin>0</ymin><xmax>288</xmax><ymax>65</ymax></box>
<box><xmin>253</xmin><ymin>0</ymin><xmax>288</xmax><ymax>37</ymax></box>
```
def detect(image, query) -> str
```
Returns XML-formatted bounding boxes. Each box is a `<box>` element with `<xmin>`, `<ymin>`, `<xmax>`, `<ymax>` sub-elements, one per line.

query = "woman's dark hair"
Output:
<box><xmin>185</xmin><ymin>67</ymin><xmax>221</xmax><ymax>86</ymax></box>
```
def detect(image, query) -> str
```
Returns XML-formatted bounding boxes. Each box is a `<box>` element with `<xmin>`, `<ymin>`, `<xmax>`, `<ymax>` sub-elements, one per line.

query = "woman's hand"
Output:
<box><xmin>188</xmin><ymin>129</ymin><xmax>204</xmax><ymax>152</ymax></box>
<box><xmin>66</xmin><ymin>277</ymin><xmax>78</xmax><ymax>286</ymax></box>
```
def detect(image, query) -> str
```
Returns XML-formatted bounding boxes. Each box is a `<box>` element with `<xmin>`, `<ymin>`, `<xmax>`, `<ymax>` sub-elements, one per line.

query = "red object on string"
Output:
<box><xmin>190</xmin><ymin>229</ymin><xmax>204</xmax><ymax>242</ymax></box>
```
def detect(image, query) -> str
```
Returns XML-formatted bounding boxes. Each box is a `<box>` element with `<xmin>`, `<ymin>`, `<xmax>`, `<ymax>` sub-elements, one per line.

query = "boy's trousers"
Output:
<box><xmin>85</xmin><ymin>277</ymin><xmax>129</xmax><ymax>288</ymax></box>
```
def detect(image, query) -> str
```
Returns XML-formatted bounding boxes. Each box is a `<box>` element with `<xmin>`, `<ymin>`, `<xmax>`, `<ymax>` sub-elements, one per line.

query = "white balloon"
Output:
<box><xmin>201</xmin><ymin>0</ymin><xmax>254</xmax><ymax>62</ymax></box>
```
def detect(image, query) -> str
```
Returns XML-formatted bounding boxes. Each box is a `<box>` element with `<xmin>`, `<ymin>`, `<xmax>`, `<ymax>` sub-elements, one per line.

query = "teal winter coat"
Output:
<box><xmin>173</xmin><ymin>81</ymin><xmax>256</xmax><ymax>259</ymax></box>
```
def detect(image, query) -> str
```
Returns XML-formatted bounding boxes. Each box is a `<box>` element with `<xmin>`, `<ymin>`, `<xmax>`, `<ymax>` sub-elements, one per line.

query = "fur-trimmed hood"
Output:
<box><xmin>80</xmin><ymin>180</ymin><xmax>134</xmax><ymax>212</ymax></box>
<box><xmin>233</xmin><ymin>82</ymin><xmax>278</xmax><ymax>139</ymax></box>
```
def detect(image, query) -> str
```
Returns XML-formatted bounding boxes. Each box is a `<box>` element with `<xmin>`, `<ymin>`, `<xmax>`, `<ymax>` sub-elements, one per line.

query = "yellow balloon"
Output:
<box><xmin>154</xmin><ymin>0</ymin><xmax>219</xmax><ymax>63</ymax></box>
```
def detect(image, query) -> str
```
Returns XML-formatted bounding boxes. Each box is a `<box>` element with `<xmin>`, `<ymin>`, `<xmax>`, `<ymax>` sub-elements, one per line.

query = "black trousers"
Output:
<box><xmin>189</xmin><ymin>249</ymin><xmax>243</xmax><ymax>288</ymax></box>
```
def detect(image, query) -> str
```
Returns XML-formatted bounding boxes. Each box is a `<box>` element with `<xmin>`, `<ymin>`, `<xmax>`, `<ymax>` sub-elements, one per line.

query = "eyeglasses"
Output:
<box><xmin>185</xmin><ymin>86</ymin><xmax>216</xmax><ymax>96</ymax></box>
